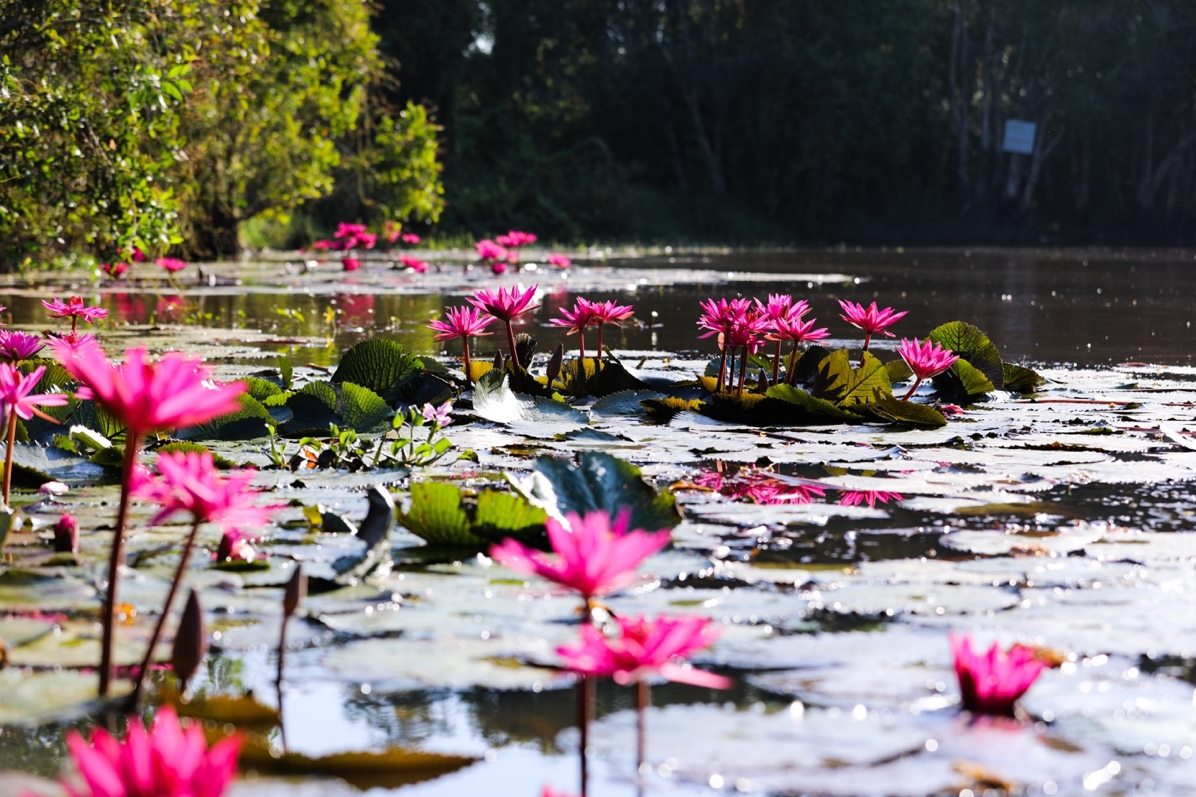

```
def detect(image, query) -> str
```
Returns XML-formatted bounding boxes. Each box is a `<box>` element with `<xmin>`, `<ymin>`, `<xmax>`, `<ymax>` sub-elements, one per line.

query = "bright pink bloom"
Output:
<box><xmin>401</xmin><ymin>232</ymin><xmax>422</xmax><ymax>245</ymax></box>
<box><xmin>0</xmin><ymin>330</ymin><xmax>45</xmax><ymax>361</ymax></box>
<box><xmin>342</xmin><ymin>257</ymin><xmax>361</xmax><ymax>272</ymax></box>
<box><xmin>132</xmin><ymin>450</ymin><xmax>276</xmax><ymax>532</ymax></box>
<box><xmin>421</xmin><ymin>400</ymin><xmax>453</xmax><ymax>428</ymax></box>
<box><xmin>0</xmin><ymin>364</ymin><xmax>69</xmax><ymax>422</ymax></box>
<box><xmin>697</xmin><ymin>298</ymin><xmax>744</xmax><ymax>340</ymax></box>
<box><xmin>730</xmin><ymin>474</ymin><xmax>824</xmax><ymax>505</ymax></box>
<box><xmin>755</xmin><ymin>294</ymin><xmax>809</xmax><ymax>326</ymax></box>
<box><xmin>950</xmin><ymin>633</ymin><xmax>1045</xmax><ymax>716</ymax></box>
<box><xmin>557</xmin><ymin>615</ymin><xmax>731</xmax><ymax>689</ymax></box>
<box><xmin>50</xmin><ymin>339</ymin><xmax>246</xmax><ymax>436</ymax></box>
<box><xmin>897</xmin><ymin>338</ymin><xmax>959</xmax><ymax>381</ymax></box>
<box><xmin>399</xmin><ymin>255</ymin><xmax>429</xmax><ymax>273</ymax></box>
<box><xmin>354</xmin><ymin>232</ymin><xmax>377</xmax><ymax>250</ymax></box>
<box><xmin>547</xmin><ymin>253</ymin><xmax>572</xmax><ymax>269</ymax></box>
<box><xmin>101</xmin><ymin>262</ymin><xmax>130</xmax><ymax>279</ymax></box>
<box><xmin>589</xmin><ymin>300</ymin><xmax>634</xmax><ymax>327</ymax></box>
<box><xmin>55</xmin><ymin>705</ymin><xmax>240</xmax><ymax>797</ymax></box>
<box><xmin>469</xmin><ymin>285</ymin><xmax>540</xmax><ymax>323</ymax></box>
<box><xmin>490</xmin><ymin>260</ymin><xmax>508</xmax><ymax>275</ymax></box>
<box><xmin>51</xmin><ymin>331</ymin><xmax>97</xmax><ymax>352</ymax></box>
<box><xmin>769</xmin><ymin>315</ymin><xmax>830</xmax><ymax>344</ymax></box>
<box><xmin>129</xmin><ymin>247</ymin><xmax>146</xmax><ymax>263</ymax></box>
<box><xmin>42</xmin><ymin>297</ymin><xmax>108</xmax><ymax>325</ymax></box>
<box><xmin>334</xmin><ymin>222</ymin><xmax>368</xmax><ymax>240</ymax></box>
<box><xmin>428</xmin><ymin>306</ymin><xmax>496</xmax><ymax>341</ymax></box>
<box><xmin>475</xmin><ymin>239</ymin><xmax>509</xmax><ymax>262</ymax></box>
<box><xmin>549</xmin><ymin>298</ymin><xmax>598</xmax><ymax>337</ymax></box>
<box><xmin>939</xmin><ymin>403</ymin><xmax>965</xmax><ymax>417</ymax></box>
<box><xmin>490</xmin><ymin>509</ymin><xmax>670</xmax><ymax>600</ymax></box>
<box><xmin>540</xmin><ymin>788</ymin><xmax>577</xmax><ymax>797</ymax></box>
<box><xmin>53</xmin><ymin>512</ymin><xmax>78</xmax><ymax>554</ymax></box>
<box><xmin>839</xmin><ymin>490</ymin><xmax>904</xmax><ymax>508</ymax></box>
<box><xmin>156</xmin><ymin>257</ymin><xmax>188</xmax><ymax>273</ymax></box>
<box><xmin>309</xmin><ymin>238</ymin><xmax>336</xmax><ymax>252</ymax></box>
<box><xmin>838</xmin><ymin>300</ymin><xmax>908</xmax><ymax>338</ymax></box>
<box><xmin>496</xmin><ymin>230</ymin><xmax>537</xmax><ymax>248</ymax></box>
<box><xmin>382</xmin><ymin>220</ymin><xmax>402</xmax><ymax>243</ymax></box>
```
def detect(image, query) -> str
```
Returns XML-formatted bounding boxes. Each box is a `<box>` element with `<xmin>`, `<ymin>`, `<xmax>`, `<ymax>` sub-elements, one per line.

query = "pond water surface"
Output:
<box><xmin>1</xmin><ymin>247</ymin><xmax>1195</xmax><ymax>797</ymax></box>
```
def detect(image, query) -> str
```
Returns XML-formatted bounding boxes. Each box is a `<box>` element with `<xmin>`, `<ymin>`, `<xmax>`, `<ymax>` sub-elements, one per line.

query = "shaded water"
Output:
<box><xmin>1</xmin><ymin>247</ymin><xmax>1196</xmax><ymax>797</ymax></box>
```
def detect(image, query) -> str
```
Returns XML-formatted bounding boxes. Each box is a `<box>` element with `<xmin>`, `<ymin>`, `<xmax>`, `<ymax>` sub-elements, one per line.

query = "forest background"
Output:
<box><xmin>3</xmin><ymin>0</ymin><xmax>1194</xmax><ymax>266</ymax></box>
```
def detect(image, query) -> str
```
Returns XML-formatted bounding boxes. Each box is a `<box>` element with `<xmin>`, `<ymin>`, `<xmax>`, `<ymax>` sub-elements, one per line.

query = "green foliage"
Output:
<box><xmin>927</xmin><ymin>322</ymin><xmax>1004</xmax><ymax>389</ymax></box>
<box><xmin>331</xmin><ymin>339</ymin><xmax>424</xmax><ymax>406</ymax></box>
<box><xmin>399</xmin><ymin>481</ymin><xmax>548</xmax><ymax>548</ymax></box>
<box><xmin>282</xmin><ymin>381</ymin><xmax>391</xmax><ymax>436</ymax></box>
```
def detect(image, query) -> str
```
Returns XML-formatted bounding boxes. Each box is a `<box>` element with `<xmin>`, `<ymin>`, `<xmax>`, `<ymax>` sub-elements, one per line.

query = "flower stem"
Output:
<box><xmin>595</xmin><ymin>324</ymin><xmax>604</xmax><ymax>367</ymax></box>
<box><xmin>2</xmin><ymin>410</ymin><xmax>16</xmax><ymax>505</ymax></box>
<box><xmin>736</xmin><ymin>346</ymin><xmax>749</xmax><ymax>396</ymax></box>
<box><xmin>579</xmin><ymin>328</ymin><xmax>587</xmax><ymax>364</ymax></box>
<box><xmin>99</xmin><ymin>432</ymin><xmax>141</xmax><ymax>698</ymax></box>
<box><xmin>277</xmin><ymin>609</ymin><xmax>291</xmax><ymax>752</ymax></box>
<box><xmin>786</xmin><ymin>344</ymin><xmax>801</xmax><ymax>385</ymax></box>
<box><xmin>578</xmin><ymin>675</ymin><xmax>593</xmax><ymax>797</ymax></box>
<box><xmin>462</xmin><ymin>336</ymin><xmax>472</xmax><ymax>384</ymax></box>
<box><xmin>716</xmin><ymin>345</ymin><xmax>728</xmax><ymax>393</ymax></box>
<box><xmin>130</xmin><ymin>518</ymin><xmax>202</xmax><ymax>708</ymax></box>
<box><xmin>860</xmin><ymin>332</ymin><xmax>872</xmax><ymax>365</ymax></box>
<box><xmin>771</xmin><ymin>339</ymin><xmax>782</xmax><ymax>385</ymax></box>
<box><xmin>901</xmin><ymin>377</ymin><xmax>923</xmax><ymax>401</ymax></box>
<box><xmin>636</xmin><ymin>680</ymin><xmax>650</xmax><ymax>782</ymax></box>
<box><xmin>504</xmin><ymin>321</ymin><xmax>519</xmax><ymax>372</ymax></box>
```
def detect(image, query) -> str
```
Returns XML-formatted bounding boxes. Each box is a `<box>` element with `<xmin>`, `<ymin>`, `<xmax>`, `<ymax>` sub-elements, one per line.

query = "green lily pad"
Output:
<box><xmin>331</xmin><ymin>338</ymin><xmax>424</xmax><ymax>405</ymax></box>
<box><xmin>928</xmin><ymin>320</ymin><xmax>1005</xmax><ymax>388</ymax></box>
<box><xmin>862</xmin><ymin>395</ymin><xmax>948</xmax><ymax>428</ymax></box>
<box><xmin>1004</xmin><ymin>362</ymin><xmax>1046</xmax><ymax>393</ymax></box>
<box><xmin>554</xmin><ymin>356</ymin><xmax>647</xmax><ymax>397</ymax></box>
<box><xmin>471</xmin><ymin>371</ymin><xmax>588</xmax><ymax>437</ymax></box>
<box><xmin>514</xmin><ymin>451</ymin><xmax>681</xmax><ymax>532</ymax></box>
<box><xmin>399</xmin><ymin>481</ymin><xmax>548</xmax><ymax>548</ymax></box>
<box><xmin>933</xmin><ymin>358</ymin><xmax>995</xmax><ymax>405</ymax></box>
<box><xmin>281</xmin><ymin>381</ymin><xmax>391</xmax><ymax>435</ymax></box>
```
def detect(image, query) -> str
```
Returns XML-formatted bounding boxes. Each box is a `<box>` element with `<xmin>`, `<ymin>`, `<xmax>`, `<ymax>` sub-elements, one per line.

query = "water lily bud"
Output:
<box><xmin>755</xmin><ymin>371</ymin><xmax>769</xmax><ymax>393</ymax></box>
<box><xmin>39</xmin><ymin>481</ymin><xmax>69</xmax><ymax>496</ymax></box>
<box><xmin>283</xmin><ymin>566</ymin><xmax>306</xmax><ymax>619</ymax></box>
<box><xmin>514</xmin><ymin>333</ymin><xmax>537</xmax><ymax>369</ymax></box>
<box><xmin>493</xmin><ymin>348</ymin><xmax>504</xmax><ymax>371</ymax></box>
<box><xmin>52</xmin><ymin>512</ymin><xmax>78</xmax><ymax>554</ymax></box>
<box><xmin>546</xmin><ymin>344</ymin><xmax>564</xmax><ymax>383</ymax></box>
<box><xmin>172</xmin><ymin>589</ymin><xmax>207</xmax><ymax>692</ymax></box>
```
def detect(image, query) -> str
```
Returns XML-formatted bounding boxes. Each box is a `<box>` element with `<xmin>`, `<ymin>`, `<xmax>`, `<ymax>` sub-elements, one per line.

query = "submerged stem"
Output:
<box><xmin>2</xmin><ymin>410</ymin><xmax>15</xmax><ymax>505</ymax></box>
<box><xmin>901</xmin><ymin>377</ymin><xmax>923</xmax><ymax>401</ymax></box>
<box><xmin>130</xmin><ymin>518</ymin><xmax>203</xmax><ymax>708</ymax></box>
<box><xmin>462</xmin><ymin>336</ymin><xmax>472</xmax><ymax>385</ymax></box>
<box><xmin>99</xmin><ymin>432</ymin><xmax>141</xmax><ymax>698</ymax></box>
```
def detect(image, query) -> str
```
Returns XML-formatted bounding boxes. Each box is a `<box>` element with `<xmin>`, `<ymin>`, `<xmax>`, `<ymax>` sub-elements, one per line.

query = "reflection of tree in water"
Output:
<box><xmin>342</xmin><ymin>687</ymin><xmax>451</xmax><ymax>747</ymax></box>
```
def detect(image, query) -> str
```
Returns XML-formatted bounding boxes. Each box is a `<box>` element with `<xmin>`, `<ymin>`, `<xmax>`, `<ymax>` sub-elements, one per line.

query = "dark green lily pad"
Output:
<box><xmin>398</xmin><ymin>481</ymin><xmax>548</xmax><ymax>548</ymax></box>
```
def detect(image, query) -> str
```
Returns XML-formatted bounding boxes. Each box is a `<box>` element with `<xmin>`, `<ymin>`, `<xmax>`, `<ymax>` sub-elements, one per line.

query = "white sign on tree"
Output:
<box><xmin>1002</xmin><ymin>120</ymin><xmax>1037</xmax><ymax>155</ymax></box>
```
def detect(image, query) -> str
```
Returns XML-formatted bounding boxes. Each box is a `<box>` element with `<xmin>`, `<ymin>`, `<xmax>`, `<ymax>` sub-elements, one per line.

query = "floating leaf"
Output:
<box><xmin>471</xmin><ymin>371</ymin><xmax>587</xmax><ymax>437</ymax></box>
<box><xmin>885</xmin><ymin>359</ymin><xmax>913</xmax><ymax>383</ymax></box>
<box><xmin>233</xmin><ymin>734</ymin><xmax>478</xmax><ymax>790</ymax></box>
<box><xmin>282</xmin><ymin>381</ymin><xmax>390</xmax><ymax>435</ymax></box>
<box><xmin>927</xmin><ymin>321</ymin><xmax>1004</xmax><ymax>388</ymax></box>
<box><xmin>933</xmin><ymin>358</ymin><xmax>995</xmax><ymax>405</ymax></box>
<box><xmin>554</xmin><ymin>356</ymin><xmax>647</xmax><ymax>397</ymax></box>
<box><xmin>515</xmin><ymin>451</ymin><xmax>681</xmax><ymax>531</ymax></box>
<box><xmin>180</xmin><ymin>394</ymin><xmax>273</xmax><ymax>441</ymax></box>
<box><xmin>399</xmin><ymin>481</ymin><xmax>548</xmax><ymax>548</ymax></box>
<box><xmin>764</xmin><ymin>384</ymin><xmax>864</xmax><ymax>424</ymax></box>
<box><xmin>1003</xmin><ymin>363</ymin><xmax>1045</xmax><ymax>393</ymax></box>
<box><xmin>863</xmin><ymin>395</ymin><xmax>948</xmax><ymax>428</ymax></box>
<box><xmin>812</xmin><ymin>349</ymin><xmax>853</xmax><ymax>402</ymax></box>
<box><xmin>331</xmin><ymin>339</ymin><xmax>423</xmax><ymax>405</ymax></box>
<box><xmin>161</xmin><ymin>686</ymin><xmax>280</xmax><ymax>727</ymax></box>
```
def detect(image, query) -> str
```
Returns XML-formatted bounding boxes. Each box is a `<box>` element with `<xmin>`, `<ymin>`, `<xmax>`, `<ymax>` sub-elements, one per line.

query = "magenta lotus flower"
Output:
<box><xmin>547</xmin><ymin>253</ymin><xmax>572</xmax><ymax>269</ymax></box>
<box><xmin>101</xmin><ymin>261</ymin><xmax>130</xmax><ymax>279</ymax></box>
<box><xmin>497</xmin><ymin>230</ymin><xmax>537</xmax><ymax>248</ymax></box>
<box><xmin>491</xmin><ymin>260</ymin><xmax>508</xmax><ymax>275</ymax></box>
<box><xmin>400</xmin><ymin>255</ymin><xmax>429</xmax><ymax>273</ymax></box>
<box><xmin>133</xmin><ymin>450</ymin><xmax>275</xmax><ymax>532</ymax></box>
<box><xmin>216</xmin><ymin>528</ymin><xmax>261</xmax><ymax>563</ymax></box>
<box><xmin>490</xmin><ymin>509</ymin><xmax>670</xmax><ymax>603</ymax></box>
<box><xmin>839</xmin><ymin>490</ymin><xmax>904</xmax><ymax>508</ymax></box>
<box><xmin>42</xmin><ymin>297</ymin><xmax>108</xmax><ymax>326</ymax></box>
<box><xmin>550</xmin><ymin>298</ymin><xmax>598</xmax><ymax>361</ymax></box>
<box><xmin>838</xmin><ymin>300</ymin><xmax>908</xmax><ymax>354</ymax></box>
<box><xmin>557</xmin><ymin>615</ymin><xmax>730</xmax><ymax>689</ymax></box>
<box><xmin>469</xmin><ymin>285</ymin><xmax>540</xmax><ymax>368</ymax></box>
<box><xmin>53</xmin><ymin>511</ymin><xmax>78</xmax><ymax>554</ymax></box>
<box><xmin>129</xmin><ymin>246</ymin><xmax>147</xmax><ymax>263</ymax></box>
<box><xmin>52</xmin><ymin>340</ymin><xmax>245</xmax><ymax>437</ymax></box>
<box><xmin>0</xmin><ymin>364</ymin><xmax>69</xmax><ymax>423</ymax></box>
<box><xmin>950</xmin><ymin>633</ymin><xmax>1045</xmax><ymax>717</ymax></box>
<box><xmin>401</xmin><ymin>232</ymin><xmax>422</xmax><ymax>245</ymax></box>
<box><xmin>52</xmin><ymin>705</ymin><xmax>241</xmax><ymax>797</ymax></box>
<box><xmin>755</xmin><ymin>294</ymin><xmax>809</xmax><ymax>325</ymax></box>
<box><xmin>335</xmin><ymin>222</ymin><xmax>368</xmax><ymax>240</ymax></box>
<box><xmin>0</xmin><ymin>330</ymin><xmax>45</xmax><ymax>361</ymax></box>
<box><xmin>157</xmin><ymin>257</ymin><xmax>188</xmax><ymax>273</ymax></box>
<box><xmin>475</xmin><ymin>239</ymin><xmax>509</xmax><ymax>262</ymax></box>
<box><xmin>342</xmin><ymin>257</ymin><xmax>361</xmax><ymax>272</ymax></box>
<box><xmin>421</xmin><ymin>400</ymin><xmax>453</xmax><ymax>428</ymax></box>
<box><xmin>428</xmin><ymin>306</ymin><xmax>495</xmax><ymax>383</ymax></box>
<box><xmin>897</xmin><ymin>338</ymin><xmax>960</xmax><ymax>400</ymax></box>
<box><xmin>698</xmin><ymin>298</ymin><xmax>762</xmax><ymax>393</ymax></box>
<box><xmin>310</xmin><ymin>238</ymin><xmax>336</xmax><ymax>252</ymax></box>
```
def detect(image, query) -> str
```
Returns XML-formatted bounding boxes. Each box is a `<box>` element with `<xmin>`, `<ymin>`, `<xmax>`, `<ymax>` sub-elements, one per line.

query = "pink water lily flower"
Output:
<box><xmin>157</xmin><ymin>257</ymin><xmax>188</xmax><ymax>273</ymax></box>
<box><xmin>540</xmin><ymin>788</ymin><xmax>577</xmax><ymax>797</ymax></box>
<box><xmin>400</xmin><ymin>255</ymin><xmax>429</xmax><ymax>273</ymax></box>
<box><xmin>557</xmin><ymin>615</ymin><xmax>731</xmax><ymax>689</ymax></box>
<box><xmin>216</xmin><ymin>528</ymin><xmax>262</xmax><ymax>563</ymax></box>
<box><xmin>428</xmin><ymin>306</ymin><xmax>495</xmax><ymax>383</ymax></box>
<box><xmin>0</xmin><ymin>330</ymin><xmax>45</xmax><ymax>361</ymax></box>
<box><xmin>497</xmin><ymin>230</ymin><xmax>537</xmax><ymax>248</ymax></box>
<box><xmin>839</xmin><ymin>490</ymin><xmax>904</xmax><ymax>508</ymax></box>
<box><xmin>475</xmin><ymin>239</ymin><xmax>509</xmax><ymax>262</ymax></box>
<box><xmin>421</xmin><ymin>400</ymin><xmax>453</xmax><ymax>428</ymax></box>
<box><xmin>334</xmin><ymin>222</ymin><xmax>368</xmax><ymax>240</ymax></box>
<box><xmin>132</xmin><ymin>450</ymin><xmax>276</xmax><ymax>532</ymax></box>
<box><xmin>50</xmin><ymin>705</ymin><xmax>241</xmax><ymax>797</ymax></box>
<box><xmin>490</xmin><ymin>509</ymin><xmax>670</xmax><ymax>603</ymax></box>
<box><xmin>342</xmin><ymin>257</ymin><xmax>361</xmax><ymax>272</ymax></box>
<box><xmin>491</xmin><ymin>260</ymin><xmax>508</xmax><ymax>275</ymax></box>
<box><xmin>53</xmin><ymin>511</ymin><xmax>78</xmax><ymax>554</ymax></box>
<box><xmin>401</xmin><ymin>232</ymin><xmax>422</xmax><ymax>245</ymax></box>
<box><xmin>309</xmin><ymin>238</ymin><xmax>336</xmax><ymax>252</ymax></box>
<box><xmin>101</xmin><ymin>261</ymin><xmax>130</xmax><ymax>279</ymax></box>
<box><xmin>950</xmin><ymin>633</ymin><xmax>1045</xmax><ymax>717</ymax></box>
<box><xmin>550</xmin><ymin>298</ymin><xmax>598</xmax><ymax>361</ymax></box>
<box><xmin>469</xmin><ymin>285</ymin><xmax>539</xmax><ymax>368</ymax></box>
<box><xmin>547</xmin><ymin>253</ymin><xmax>572</xmax><ymax>269</ymax></box>
<box><xmin>42</xmin><ymin>297</ymin><xmax>109</xmax><ymax>325</ymax></box>
<box><xmin>838</xmin><ymin>300</ymin><xmax>908</xmax><ymax>354</ymax></box>
<box><xmin>51</xmin><ymin>339</ymin><xmax>245</xmax><ymax>436</ymax></box>
<box><xmin>0</xmin><ymin>364</ymin><xmax>69</xmax><ymax>422</ymax></box>
<box><xmin>897</xmin><ymin>338</ymin><xmax>960</xmax><ymax>400</ymax></box>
